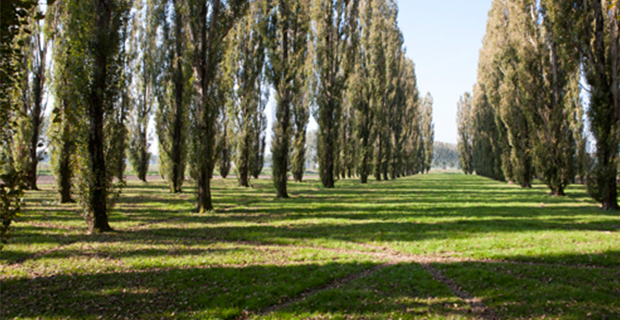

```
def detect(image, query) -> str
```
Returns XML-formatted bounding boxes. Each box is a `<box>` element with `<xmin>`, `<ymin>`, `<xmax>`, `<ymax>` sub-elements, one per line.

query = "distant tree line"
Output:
<box><xmin>1</xmin><ymin>0</ymin><xmax>434</xmax><ymax>240</ymax></box>
<box><xmin>456</xmin><ymin>0</ymin><xmax>619</xmax><ymax>210</ymax></box>
<box><xmin>432</xmin><ymin>142</ymin><xmax>459</xmax><ymax>170</ymax></box>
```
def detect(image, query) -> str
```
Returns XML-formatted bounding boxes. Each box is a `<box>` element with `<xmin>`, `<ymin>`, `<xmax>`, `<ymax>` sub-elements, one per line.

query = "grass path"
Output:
<box><xmin>1</xmin><ymin>173</ymin><xmax>619</xmax><ymax>319</ymax></box>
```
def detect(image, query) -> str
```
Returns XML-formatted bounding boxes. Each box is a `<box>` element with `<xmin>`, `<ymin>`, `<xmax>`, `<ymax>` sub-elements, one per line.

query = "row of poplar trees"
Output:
<box><xmin>1</xmin><ymin>0</ymin><xmax>434</xmax><ymax>237</ymax></box>
<box><xmin>456</xmin><ymin>0</ymin><xmax>619</xmax><ymax>210</ymax></box>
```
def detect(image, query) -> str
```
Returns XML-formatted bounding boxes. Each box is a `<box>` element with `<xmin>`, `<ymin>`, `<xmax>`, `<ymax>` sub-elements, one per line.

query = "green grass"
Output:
<box><xmin>1</xmin><ymin>173</ymin><xmax>618</xmax><ymax>319</ymax></box>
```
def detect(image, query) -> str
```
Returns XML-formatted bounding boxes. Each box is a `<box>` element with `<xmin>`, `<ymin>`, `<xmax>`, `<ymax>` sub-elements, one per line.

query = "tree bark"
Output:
<box><xmin>87</xmin><ymin>0</ymin><xmax>113</xmax><ymax>233</ymax></box>
<box><xmin>591</xmin><ymin>0</ymin><xmax>619</xmax><ymax>210</ymax></box>
<box><xmin>58</xmin><ymin>124</ymin><xmax>74</xmax><ymax>204</ymax></box>
<box><xmin>170</xmin><ymin>0</ymin><xmax>184</xmax><ymax>193</ymax></box>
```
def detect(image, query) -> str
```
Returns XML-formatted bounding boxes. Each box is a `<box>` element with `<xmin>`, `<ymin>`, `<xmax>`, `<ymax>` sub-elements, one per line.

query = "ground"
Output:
<box><xmin>1</xmin><ymin>173</ymin><xmax>619</xmax><ymax>319</ymax></box>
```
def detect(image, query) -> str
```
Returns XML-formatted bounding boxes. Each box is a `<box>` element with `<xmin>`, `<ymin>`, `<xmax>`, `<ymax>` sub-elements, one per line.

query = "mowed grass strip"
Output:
<box><xmin>1</xmin><ymin>173</ymin><xmax>618</xmax><ymax>319</ymax></box>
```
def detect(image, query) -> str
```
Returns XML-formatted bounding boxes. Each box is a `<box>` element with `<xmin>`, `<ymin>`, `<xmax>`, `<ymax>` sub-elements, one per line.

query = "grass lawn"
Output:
<box><xmin>1</xmin><ymin>173</ymin><xmax>618</xmax><ymax>319</ymax></box>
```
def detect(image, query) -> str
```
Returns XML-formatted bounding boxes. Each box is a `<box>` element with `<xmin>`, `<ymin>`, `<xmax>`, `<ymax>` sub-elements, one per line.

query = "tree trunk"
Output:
<box><xmin>197</xmin><ymin>169</ymin><xmax>212</xmax><ymax>212</ymax></box>
<box><xmin>87</xmin><ymin>0</ymin><xmax>112</xmax><ymax>233</ymax></box>
<box><xmin>273</xmin><ymin>92</ymin><xmax>290</xmax><ymax>198</ymax></box>
<box><xmin>374</xmin><ymin>136</ymin><xmax>382</xmax><ymax>181</ymax></box>
<box><xmin>58</xmin><ymin>133</ymin><xmax>74</xmax><ymax>204</ymax></box>
<box><xmin>28</xmin><ymin>117</ymin><xmax>39</xmax><ymax>191</ymax></box>
<box><xmin>320</xmin><ymin>105</ymin><xmax>335</xmax><ymax>188</ymax></box>
<box><xmin>170</xmin><ymin>0</ymin><xmax>185</xmax><ymax>193</ymax></box>
<box><xmin>239</xmin><ymin>129</ymin><xmax>250</xmax><ymax>187</ymax></box>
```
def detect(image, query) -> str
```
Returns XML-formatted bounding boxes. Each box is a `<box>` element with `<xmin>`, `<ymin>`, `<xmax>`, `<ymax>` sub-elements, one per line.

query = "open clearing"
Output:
<box><xmin>1</xmin><ymin>173</ymin><xmax>619</xmax><ymax>319</ymax></box>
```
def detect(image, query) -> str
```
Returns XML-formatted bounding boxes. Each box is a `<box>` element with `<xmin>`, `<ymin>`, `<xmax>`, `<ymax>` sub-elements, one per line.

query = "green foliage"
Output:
<box><xmin>225</xmin><ymin>2</ymin><xmax>267</xmax><ymax>186</ymax></box>
<box><xmin>421</xmin><ymin>93</ymin><xmax>434</xmax><ymax>173</ymax></box>
<box><xmin>0</xmin><ymin>0</ymin><xmax>45</xmax><ymax>247</ymax></box>
<box><xmin>0</xmin><ymin>162</ymin><xmax>27</xmax><ymax>248</ymax></box>
<box><xmin>187</xmin><ymin>0</ymin><xmax>248</xmax><ymax>212</ymax></box>
<box><xmin>471</xmin><ymin>84</ymin><xmax>504</xmax><ymax>181</ymax></box>
<box><xmin>432</xmin><ymin>142</ymin><xmax>460</xmax><ymax>170</ymax></box>
<box><xmin>52</xmin><ymin>0</ymin><xmax>131</xmax><ymax>232</ymax></box>
<box><xmin>472</xmin><ymin>0</ymin><xmax>617</xmax><ymax>206</ymax></box>
<box><xmin>154</xmin><ymin>0</ymin><xmax>190</xmax><ymax>193</ymax></box>
<box><xmin>456</xmin><ymin>92</ymin><xmax>473</xmax><ymax>174</ymax></box>
<box><xmin>311</xmin><ymin>0</ymin><xmax>359</xmax><ymax>188</ymax></box>
<box><xmin>262</xmin><ymin>0</ymin><xmax>310</xmax><ymax>197</ymax></box>
<box><xmin>251</xmin><ymin>89</ymin><xmax>268</xmax><ymax>179</ymax></box>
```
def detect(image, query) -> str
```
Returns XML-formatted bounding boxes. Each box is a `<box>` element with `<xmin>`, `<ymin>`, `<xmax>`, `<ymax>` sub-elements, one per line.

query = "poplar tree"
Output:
<box><xmin>477</xmin><ymin>0</ymin><xmax>518</xmax><ymax>184</ymax></box>
<box><xmin>226</xmin><ymin>1</ymin><xmax>266</xmax><ymax>186</ymax></box>
<box><xmin>339</xmin><ymin>99</ymin><xmax>356</xmax><ymax>179</ymax></box>
<box><xmin>110</xmin><ymin>20</ymin><xmax>131</xmax><ymax>183</ymax></box>
<box><xmin>47</xmin><ymin>0</ymin><xmax>77</xmax><ymax>203</ymax></box>
<box><xmin>401</xmin><ymin>58</ymin><xmax>421</xmax><ymax>176</ymax></box>
<box><xmin>348</xmin><ymin>0</ymin><xmax>375</xmax><ymax>184</ymax></box>
<box><xmin>1</xmin><ymin>0</ymin><xmax>39</xmax><ymax>245</ymax></box>
<box><xmin>261</xmin><ymin>0</ymin><xmax>310</xmax><ymax>198</ymax></box>
<box><xmin>251</xmin><ymin>84</ymin><xmax>268</xmax><ymax>179</ymax></box>
<box><xmin>155</xmin><ymin>0</ymin><xmax>190</xmax><ymax>193</ymax></box>
<box><xmin>457</xmin><ymin>92</ymin><xmax>474</xmax><ymax>174</ymax></box>
<box><xmin>128</xmin><ymin>0</ymin><xmax>156</xmax><ymax>183</ymax></box>
<box><xmin>578</xmin><ymin>0</ymin><xmax>619</xmax><ymax>209</ymax></box>
<box><xmin>312</xmin><ymin>0</ymin><xmax>358</xmax><ymax>188</ymax></box>
<box><xmin>60</xmin><ymin>0</ymin><xmax>131</xmax><ymax>232</ymax></box>
<box><xmin>291</xmin><ymin>58</ymin><xmax>310</xmax><ymax>183</ymax></box>
<box><xmin>388</xmin><ymin>48</ymin><xmax>406</xmax><ymax>180</ymax></box>
<box><xmin>370</xmin><ymin>0</ymin><xmax>387</xmax><ymax>181</ymax></box>
<box><xmin>421</xmin><ymin>93</ymin><xmax>434</xmax><ymax>173</ymax></box>
<box><xmin>471</xmin><ymin>83</ymin><xmax>504</xmax><ymax>181</ymax></box>
<box><xmin>513</xmin><ymin>0</ymin><xmax>577</xmax><ymax>195</ymax></box>
<box><xmin>13</xmin><ymin>4</ymin><xmax>49</xmax><ymax>191</ymax></box>
<box><xmin>187</xmin><ymin>0</ymin><xmax>247</xmax><ymax>212</ymax></box>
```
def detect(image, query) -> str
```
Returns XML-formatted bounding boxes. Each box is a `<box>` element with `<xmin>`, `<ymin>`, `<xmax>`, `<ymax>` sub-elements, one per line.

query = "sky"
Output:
<box><xmin>396</xmin><ymin>0</ymin><xmax>492</xmax><ymax>144</ymax></box>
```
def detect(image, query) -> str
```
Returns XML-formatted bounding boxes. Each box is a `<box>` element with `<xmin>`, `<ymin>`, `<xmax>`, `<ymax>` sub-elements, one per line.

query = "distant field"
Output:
<box><xmin>1</xmin><ymin>173</ymin><xmax>618</xmax><ymax>319</ymax></box>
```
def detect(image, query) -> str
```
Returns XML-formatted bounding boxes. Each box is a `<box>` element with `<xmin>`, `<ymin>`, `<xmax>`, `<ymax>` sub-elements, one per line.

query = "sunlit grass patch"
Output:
<box><xmin>1</xmin><ymin>173</ymin><xmax>618</xmax><ymax>319</ymax></box>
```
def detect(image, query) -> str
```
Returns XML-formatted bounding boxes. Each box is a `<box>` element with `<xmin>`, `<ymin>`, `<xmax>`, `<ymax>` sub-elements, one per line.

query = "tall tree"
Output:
<box><xmin>421</xmin><ymin>92</ymin><xmax>434</xmax><ymax>173</ymax></box>
<box><xmin>579</xmin><ymin>0</ymin><xmax>619</xmax><ymax>209</ymax></box>
<box><xmin>401</xmin><ymin>58</ymin><xmax>421</xmax><ymax>177</ymax></box>
<box><xmin>262</xmin><ymin>0</ymin><xmax>310</xmax><ymax>197</ymax></box>
<box><xmin>60</xmin><ymin>0</ymin><xmax>131</xmax><ymax>232</ymax></box>
<box><xmin>312</xmin><ymin>0</ymin><xmax>358</xmax><ymax>188</ymax></box>
<box><xmin>513</xmin><ymin>0</ymin><xmax>578</xmax><ymax>195</ymax></box>
<box><xmin>127</xmin><ymin>0</ymin><xmax>156</xmax><ymax>183</ymax></box>
<box><xmin>13</xmin><ymin>3</ymin><xmax>50</xmax><ymax>191</ymax></box>
<box><xmin>155</xmin><ymin>0</ymin><xmax>190</xmax><ymax>193</ymax></box>
<box><xmin>291</xmin><ymin>58</ymin><xmax>310</xmax><ymax>183</ymax></box>
<box><xmin>47</xmin><ymin>0</ymin><xmax>78</xmax><ymax>203</ymax></box>
<box><xmin>457</xmin><ymin>92</ymin><xmax>474</xmax><ymax>174</ymax></box>
<box><xmin>339</xmin><ymin>98</ymin><xmax>356</xmax><ymax>179</ymax></box>
<box><xmin>349</xmin><ymin>0</ymin><xmax>375</xmax><ymax>184</ymax></box>
<box><xmin>0</xmin><ymin>0</ymin><xmax>39</xmax><ymax>246</ymax></box>
<box><xmin>387</xmin><ymin>47</ymin><xmax>406</xmax><ymax>180</ymax></box>
<box><xmin>110</xmin><ymin>19</ymin><xmax>131</xmax><ymax>183</ymax></box>
<box><xmin>226</xmin><ymin>2</ymin><xmax>266</xmax><ymax>186</ymax></box>
<box><xmin>471</xmin><ymin>83</ymin><xmax>504</xmax><ymax>181</ymax></box>
<box><xmin>187</xmin><ymin>0</ymin><xmax>247</xmax><ymax>212</ymax></box>
<box><xmin>251</xmin><ymin>83</ymin><xmax>268</xmax><ymax>179</ymax></box>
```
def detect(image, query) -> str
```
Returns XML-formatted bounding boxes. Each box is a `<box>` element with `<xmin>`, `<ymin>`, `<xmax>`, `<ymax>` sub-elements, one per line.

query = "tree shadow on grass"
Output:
<box><xmin>1</xmin><ymin>262</ymin><xmax>376</xmax><ymax>319</ymax></box>
<box><xmin>434</xmin><ymin>260</ymin><xmax>620</xmax><ymax>320</ymax></box>
<box><xmin>2</xmin><ymin>257</ymin><xmax>618</xmax><ymax>319</ymax></box>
